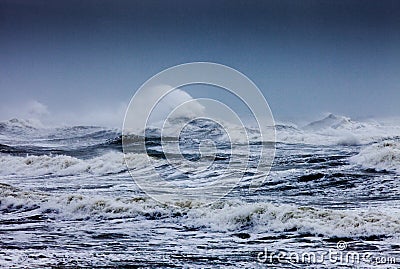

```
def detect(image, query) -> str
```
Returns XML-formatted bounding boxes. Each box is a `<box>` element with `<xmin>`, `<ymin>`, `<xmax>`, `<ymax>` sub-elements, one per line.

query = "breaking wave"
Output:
<box><xmin>0</xmin><ymin>152</ymin><xmax>147</xmax><ymax>177</ymax></box>
<box><xmin>276</xmin><ymin>114</ymin><xmax>400</xmax><ymax>146</ymax></box>
<box><xmin>350</xmin><ymin>139</ymin><xmax>400</xmax><ymax>173</ymax></box>
<box><xmin>1</xmin><ymin>184</ymin><xmax>399</xmax><ymax>239</ymax></box>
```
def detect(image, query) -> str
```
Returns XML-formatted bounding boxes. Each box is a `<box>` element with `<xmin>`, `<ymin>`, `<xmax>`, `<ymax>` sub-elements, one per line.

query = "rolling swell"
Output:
<box><xmin>0</xmin><ymin>143</ymin><xmax>22</xmax><ymax>154</ymax></box>
<box><xmin>0</xmin><ymin>119</ymin><xmax>122</xmax><ymax>158</ymax></box>
<box><xmin>0</xmin><ymin>139</ymin><xmax>122</xmax><ymax>158</ymax></box>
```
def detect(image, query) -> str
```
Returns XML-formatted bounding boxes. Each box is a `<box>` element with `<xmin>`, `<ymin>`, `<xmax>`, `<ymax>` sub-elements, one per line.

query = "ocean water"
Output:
<box><xmin>0</xmin><ymin>115</ymin><xmax>399</xmax><ymax>268</ymax></box>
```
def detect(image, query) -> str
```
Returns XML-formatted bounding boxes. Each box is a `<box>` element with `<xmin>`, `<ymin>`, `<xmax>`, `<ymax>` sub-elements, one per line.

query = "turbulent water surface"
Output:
<box><xmin>0</xmin><ymin>115</ymin><xmax>399</xmax><ymax>268</ymax></box>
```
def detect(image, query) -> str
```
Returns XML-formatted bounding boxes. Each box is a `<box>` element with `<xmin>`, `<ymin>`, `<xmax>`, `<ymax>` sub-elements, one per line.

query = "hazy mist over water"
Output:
<box><xmin>1</xmin><ymin>0</ymin><xmax>400</xmax><ymax>127</ymax></box>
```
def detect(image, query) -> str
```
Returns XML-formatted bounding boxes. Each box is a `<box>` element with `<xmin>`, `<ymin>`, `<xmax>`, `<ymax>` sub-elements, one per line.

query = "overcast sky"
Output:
<box><xmin>1</xmin><ymin>0</ymin><xmax>399</xmax><ymax>126</ymax></box>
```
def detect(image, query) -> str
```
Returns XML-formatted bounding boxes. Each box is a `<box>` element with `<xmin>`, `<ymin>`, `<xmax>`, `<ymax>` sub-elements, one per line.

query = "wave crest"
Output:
<box><xmin>0</xmin><ymin>152</ymin><xmax>147</xmax><ymax>177</ymax></box>
<box><xmin>1</xmin><ymin>184</ymin><xmax>399</xmax><ymax>238</ymax></box>
<box><xmin>350</xmin><ymin>139</ymin><xmax>400</xmax><ymax>173</ymax></box>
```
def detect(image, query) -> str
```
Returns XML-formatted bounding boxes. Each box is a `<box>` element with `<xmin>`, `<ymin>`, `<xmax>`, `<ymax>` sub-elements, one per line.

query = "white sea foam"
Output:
<box><xmin>0</xmin><ymin>152</ymin><xmax>148</xmax><ymax>177</ymax></box>
<box><xmin>276</xmin><ymin>114</ymin><xmax>400</xmax><ymax>146</ymax></box>
<box><xmin>1</xmin><ymin>184</ymin><xmax>399</xmax><ymax>238</ymax></box>
<box><xmin>350</xmin><ymin>139</ymin><xmax>400</xmax><ymax>173</ymax></box>
<box><xmin>190</xmin><ymin>201</ymin><xmax>400</xmax><ymax>238</ymax></box>
<box><xmin>3</xmin><ymin>118</ymin><xmax>44</xmax><ymax>129</ymax></box>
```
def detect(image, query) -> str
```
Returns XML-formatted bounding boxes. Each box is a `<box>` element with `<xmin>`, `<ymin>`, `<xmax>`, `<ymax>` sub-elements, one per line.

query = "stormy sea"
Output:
<box><xmin>0</xmin><ymin>114</ymin><xmax>399</xmax><ymax>268</ymax></box>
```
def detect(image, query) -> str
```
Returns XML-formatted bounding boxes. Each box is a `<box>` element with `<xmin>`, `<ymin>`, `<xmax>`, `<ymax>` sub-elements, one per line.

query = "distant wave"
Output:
<box><xmin>0</xmin><ymin>119</ymin><xmax>121</xmax><ymax>158</ymax></box>
<box><xmin>126</xmin><ymin>117</ymin><xmax>267</xmax><ymax>145</ymax></box>
<box><xmin>0</xmin><ymin>152</ymin><xmax>147</xmax><ymax>177</ymax></box>
<box><xmin>1</xmin><ymin>116</ymin><xmax>400</xmax><ymax>174</ymax></box>
<box><xmin>276</xmin><ymin>114</ymin><xmax>400</xmax><ymax>146</ymax></box>
<box><xmin>304</xmin><ymin>113</ymin><xmax>366</xmax><ymax>131</ymax></box>
<box><xmin>2</xmin><ymin>116</ymin><xmax>400</xmax><ymax>149</ymax></box>
<box><xmin>0</xmin><ymin>118</ymin><xmax>43</xmax><ymax>130</ymax></box>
